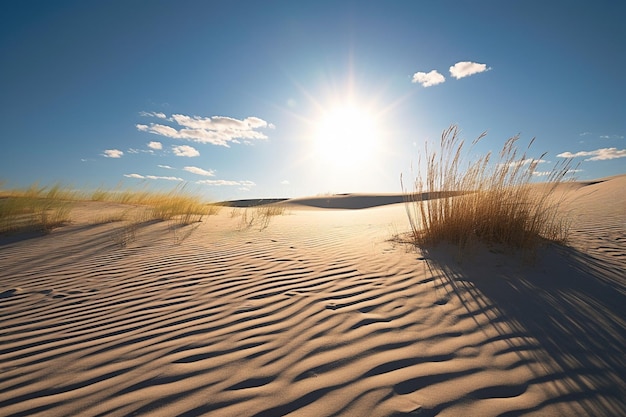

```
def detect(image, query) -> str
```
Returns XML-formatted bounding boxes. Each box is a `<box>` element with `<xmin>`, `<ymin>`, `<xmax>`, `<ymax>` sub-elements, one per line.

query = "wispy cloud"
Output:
<box><xmin>103</xmin><ymin>149</ymin><xmax>123</xmax><ymax>158</ymax></box>
<box><xmin>599</xmin><ymin>134</ymin><xmax>624</xmax><ymax>139</ymax></box>
<box><xmin>500</xmin><ymin>158</ymin><xmax>549</xmax><ymax>168</ymax></box>
<box><xmin>411</xmin><ymin>70</ymin><xmax>445</xmax><ymax>87</ymax></box>
<box><xmin>449</xmin><ymin>61</ymin><xmax>491</xmax><ymax>79</ymax></box>
<box><xmin>183</xmin><ymin>166</ymin><xmax>215</xmax><ymax>177</ymax></box>
<box><xmin>557</xmin><ymin>148</ymin><xmax>626</xmax><ymax>161</ymax></box>
<box><xmin>124</xmin><ymin>174</ymin><xmax>184</xmax><ymax>181</ymax></box>
<box><xmin>172</xmin><ymin>145</ymin><xmax>200</xmax><ymax>157</ymax></box>
<box><xmin>148</xmin><ymin>141</ymin><xmax>162</xmax><ymax>150</ymax></box>
<box><xmin>139</xmin><ymin>111</ymin><xmax>167</xmax><ymax>119</ymax></box>
<box><xmin>196</xmin><ymin>179</ymin><xmax>256</xmax><ymax>187</ymax></box>
<box><xmin>137</xmin><ymin>113</ymin><xmax>273</xmax><ymax>147</ymax></box>
<box><xmin>158</xmin><ymin>164</ymin><xmax>174</xmax><ymax>169</ymax></box>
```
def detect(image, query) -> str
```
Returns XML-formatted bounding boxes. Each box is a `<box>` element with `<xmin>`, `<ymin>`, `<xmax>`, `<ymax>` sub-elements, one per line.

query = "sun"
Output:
<box><xmin>313</xmin><ymin>103</ymin><xmax>380</xmax><ymax>167</ymax></box>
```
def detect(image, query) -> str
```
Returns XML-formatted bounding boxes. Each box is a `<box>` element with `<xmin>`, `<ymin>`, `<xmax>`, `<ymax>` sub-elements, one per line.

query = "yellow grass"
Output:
<box><xmin>0</xmin><ymin>183</ymin><xmax>75</xmax><ymax>233</ymax></box>
<box><xmin>402</xmin><ymin>125</ymin><xmax>574</xmax><ymax>251</ymax></box>
<box><xmin>0</xmin><ymin>183</ymin><xmax>220</xmax><ymax>234</ymax></box>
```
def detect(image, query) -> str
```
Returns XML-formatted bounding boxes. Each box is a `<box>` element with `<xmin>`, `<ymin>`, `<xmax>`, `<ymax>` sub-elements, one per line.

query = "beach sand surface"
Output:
<box><xmin>1</xmin><ymin>176</ymin><xmax>624</xmax><ymax>416</ymax></box>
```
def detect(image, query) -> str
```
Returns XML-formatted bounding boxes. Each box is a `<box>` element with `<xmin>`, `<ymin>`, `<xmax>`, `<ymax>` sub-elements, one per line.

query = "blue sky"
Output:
<box><xmin>1</xmin><ymin>0</ymin><xmax>624</xmax><ymax>200</ymax></box>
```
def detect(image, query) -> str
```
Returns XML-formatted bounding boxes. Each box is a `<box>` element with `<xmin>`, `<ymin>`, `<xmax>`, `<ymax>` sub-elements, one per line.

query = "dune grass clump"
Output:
<box><xmin>0</xmin><ymin>183</ymin><xmax>75</xmax><ymax>233</ymax></box>
<box><xmin>234</xmin><ymin>204</ymin><xmax>287</xmax><ymax>231</ymax></box>
<box><xmin>402</xmin><ymin>125</ymin><xmax>573</xmax><ymax>251</ymax></box>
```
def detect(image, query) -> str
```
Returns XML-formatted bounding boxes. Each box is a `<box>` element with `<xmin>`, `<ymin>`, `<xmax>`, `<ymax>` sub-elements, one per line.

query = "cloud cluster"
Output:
<box><xmin>557</xmin><ymin>148</ymin><xmax>626</xmax><ymax>161</ymax></box>
<box><xmin>136</xmin><ymin>113</ymin><xmax>273</xmax><ymax>147</ymax></box>
<box><xmin>412</xmin><ymin>61</ymin><xmax>490</xmax><ymax>87</ymax></box>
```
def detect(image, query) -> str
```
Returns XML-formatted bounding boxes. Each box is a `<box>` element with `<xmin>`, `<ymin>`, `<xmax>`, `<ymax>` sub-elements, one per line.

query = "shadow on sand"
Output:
<box><xmin>422</xmin><ymin>242</ymin><xmax>625</xmax><ymax>416</ymax></box>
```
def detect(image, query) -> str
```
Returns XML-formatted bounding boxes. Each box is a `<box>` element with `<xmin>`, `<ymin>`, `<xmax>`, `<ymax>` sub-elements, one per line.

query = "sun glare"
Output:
<box><xmin>313</xmin><ymin>104</ymin><xmax>380</xmax><ymax>167</ymax></box>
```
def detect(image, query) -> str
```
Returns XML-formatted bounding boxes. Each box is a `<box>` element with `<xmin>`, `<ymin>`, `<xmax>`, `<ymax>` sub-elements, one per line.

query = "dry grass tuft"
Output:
<box><xmin>235</xmin><ymin>204</ymin><xmax>287</xmax><ymax>231</ymax></box>
<box><xmin>0</xmin><ymin>183</ymin><xmax>74</xmax><ymax>233</ymax></box>
<box><xmin>402</xmin><ymin>125</ymin><xmax>574</xmax><ymax>252</ymax></box>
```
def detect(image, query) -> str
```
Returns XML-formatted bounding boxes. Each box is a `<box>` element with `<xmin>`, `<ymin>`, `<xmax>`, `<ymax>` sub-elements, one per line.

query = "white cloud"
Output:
<box><xmin>196</xmin><ymin>179</ymin><xmax>256</xmax><ymax>187</ymax></box>
<box><xmin>148</xmin><ymin>141</ymin><xmax>162</xmax><ymax>150</ymax></box>
<box><xmin>411</xmin><ymin>70</ymin><xmax>445</xmax><ymax>87</ymax></box>
<box><xmin>599</xmin><ymin>134</ymin><xmax>624</xmax><ymax>139</ymax></box>
<box><xmin>103</xmin><ymin>149</ymin><xmax>123</xmax><ymax>158</ymax></box>
<box><xmin>137</xmin><ymin>113</ymin><xmax>272</xmax><ymax>146</ymax></box>
<box><xmin>557</xmin><ymin>147</ymin><xmax>626</xmax><ymax>161</ymax></box>
<box><xmin>183</xmin><ymin>166</ymin><xmax>215</xmax><ymax>177</ymax></box>
<box><xmin>124</xmin><ymin>173</ymin><xmax>183</xmax><ymax>181</ymax></box>
<box><xmin>500</xmin><ymin>158</ymin><xmax>549</xmax><ymax>168</ymax></box>
<box><xmin>172</xmin><ymin>145</ymin><xmax>200</xmax><ymax>157</ymax></box>
<box><xmin>281</xmin><ymin>180</ymin><xmax>290</xmax><ymax>185</ymax></box>
<box><xmin>158</xmin><ymin>164</ymin><xmax>174</xmax><ymax>169</ymax></box>
<box><xmin>449</xmin><ymin>61</ymin><xmax>491</xmax><ymax>79</ymax></box>
<box><xmin>139</xmin><ymin>111</ymin><xmax>167</xmax><ymax>119</ymax></box>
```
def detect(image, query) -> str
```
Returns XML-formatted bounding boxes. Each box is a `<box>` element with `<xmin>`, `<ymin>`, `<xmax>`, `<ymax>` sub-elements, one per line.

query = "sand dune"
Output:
<box><xmin>1</xmin><ymin>176</ymin><xmax>624</xmax><ymax>416</ymax></box>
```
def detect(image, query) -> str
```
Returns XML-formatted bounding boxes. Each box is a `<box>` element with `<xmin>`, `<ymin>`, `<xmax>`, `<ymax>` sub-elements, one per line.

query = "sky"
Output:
<box><xmin>1</xmin><ymin>0</ymin><xmax>624</xmax><ymax>201</ymax></box>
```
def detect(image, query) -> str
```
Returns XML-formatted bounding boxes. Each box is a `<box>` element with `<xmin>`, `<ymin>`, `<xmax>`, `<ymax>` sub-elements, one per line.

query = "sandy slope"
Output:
<box><xmin>1</xmin><ymin>176</ymin><xmax>624</xmax><ymax>416</ymax></box>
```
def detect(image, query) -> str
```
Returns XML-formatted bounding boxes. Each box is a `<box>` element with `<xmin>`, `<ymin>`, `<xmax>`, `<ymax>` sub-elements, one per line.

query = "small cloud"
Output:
<box><xmin>127</xmin><ymin>148</ymin><xmax>140</xmax><ymax>154</ymax></box>
<box><xmin>183</xmin><ymin>166</ymin><xmax>215</xmax><ymax>177</ymax></box>
<box><xmin>579</xmin><ymin>131</ymin><xmax>592</xmax><ymax>136</ymax></box>
<box><xmin>148</xmin><ymin>141</ymin><xmax>162</xmax><ymax>150</ymax></box>
<box><xmin>124</xmin><ymin>173</ymin><xmax>183</xmax><ymax>181</ymax></box>
<box><xmin>599</xmin><ymin>134</ymin><xmax>624</xmax><ymax>139</ymax></box>
<box><xmin>103</xmin><ymin>149</ymin><xmax>123</xmax><ymax>158</ymax></box>
<box><xmin>196</xmin><ymin>179</ymin><xmax>256</xmax><ymax>187</ymax></box>
<box><xmin>557</xmin><ymin>147</ymin><xmax>626</xmax><ymax>161</ymax></box>
<box><xmin>449</xmin><ymin>61</ymin><xmax>491</xmax><ymax>79</ymax></box>
<box><xmin>172</xmin><ymin>145</ymin><xmax>200</xmax><ymax>157</ymax></box>
<box><xmin>158</xmin><ymin>164</ymin><xmax>174</xmax><ymax>169</ymax></box>
<box><xmin>281</xmin><ymin>180</ymin><xmax>290</xmax><ymax>185</ymax></box>
<box><xmin>411</xmin><ymin>70</ymin><xmax>445</xmax><ymax>87</ymax></box>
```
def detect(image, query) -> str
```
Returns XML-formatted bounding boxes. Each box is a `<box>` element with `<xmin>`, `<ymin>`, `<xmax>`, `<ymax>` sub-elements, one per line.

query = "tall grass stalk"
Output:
<box><xmin>402</xmin><ymin>125</ymin><xmax>574</xmax><ymax>251</ymax></box>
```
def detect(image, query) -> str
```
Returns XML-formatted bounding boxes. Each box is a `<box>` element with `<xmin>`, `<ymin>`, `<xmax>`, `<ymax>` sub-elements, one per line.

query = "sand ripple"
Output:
<box><xmin>1</xmin><ymin>193</ymin><xmax>624</xmax><ymax>416</ymax></box>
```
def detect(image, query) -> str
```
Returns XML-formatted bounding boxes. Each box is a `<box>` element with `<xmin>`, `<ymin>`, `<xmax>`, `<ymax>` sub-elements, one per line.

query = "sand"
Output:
<box><xmin>1</xmin><ymin>176</ymin><xmax>624</xmax><ymax>416</ymax></box>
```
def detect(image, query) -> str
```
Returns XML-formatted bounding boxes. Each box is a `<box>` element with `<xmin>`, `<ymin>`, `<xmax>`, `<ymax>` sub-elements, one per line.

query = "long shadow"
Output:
<box><xmin>423</xmin><ymin>243</ymin><xmax>626</xmax><ymax>416</ymax></box>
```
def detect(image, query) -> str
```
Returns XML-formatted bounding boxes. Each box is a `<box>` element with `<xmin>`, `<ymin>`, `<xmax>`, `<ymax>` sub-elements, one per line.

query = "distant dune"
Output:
<box><xmin>1</xmin><ymin>175</ymin><xmax>624</xmax><ymax>416</ymax></box>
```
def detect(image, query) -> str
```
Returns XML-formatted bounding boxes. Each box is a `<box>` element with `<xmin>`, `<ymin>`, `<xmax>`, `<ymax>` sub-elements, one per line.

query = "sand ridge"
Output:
<box><xmin>1</xmin><ymin>176</ymin><xmax>625</xmax><ymax>416</ymax></box>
